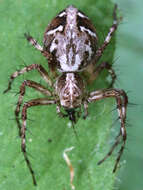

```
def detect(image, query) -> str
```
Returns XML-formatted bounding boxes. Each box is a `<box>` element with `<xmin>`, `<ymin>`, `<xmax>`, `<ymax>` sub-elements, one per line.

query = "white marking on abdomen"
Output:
<box><xmin>58</xmin><ymin>54</ymin><xmax>67</xmax><ymax>66</ymax></box>
<box><xmin>75</xmin><ymin>54</ymin><xmax>81</xmax><ymax>66</ymax></box>
<box><xmin>80</xmin><ymin>26</ymin><xmax>97</xmax><ymax>38</ymax></box>
<box><xmin>78</xmin><ymin>12</ymin><xmax>88</xmax><ymax>18</ymax></box>
<box><xmin>85</xmin><ymin>43</ymin><xmax>92</xmax><ymax>59</ymax></box>
<box><xmin>59</xmin><ymin>55</ymin><xmax>81</xmax><ymax>72</ymax></box>
<box><xmin>58</xmin><ymin>11</ymin><xmax>66</xmax><ymax>17</ymax></box>
<box><xmin>47</xmin><ymin>25</ymin><xmax>63</xmax><ymax>35</ymax></box>
<box><xmin>50</xmin><ymin>40</ymin><xmax>57</xmax><ymax>52</ymax></box>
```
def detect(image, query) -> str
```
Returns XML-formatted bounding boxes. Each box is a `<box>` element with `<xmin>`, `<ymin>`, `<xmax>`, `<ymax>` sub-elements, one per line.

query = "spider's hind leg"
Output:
<box><xmin>88</xmin><ymin>88</ymin><xmax>128</xmax><ymax>172</ymax></box>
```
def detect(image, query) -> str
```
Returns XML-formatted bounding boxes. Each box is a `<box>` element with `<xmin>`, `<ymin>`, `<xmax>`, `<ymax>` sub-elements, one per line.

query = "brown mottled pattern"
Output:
<box><xmin>55</xmin><ymin>73</ymin><xmax>85</xmax><ymax>108</ymax></box>
<box><xmin>43</xmin><ymin>6</ymin><xmax>98</xmax><ymax>72</ymax></box>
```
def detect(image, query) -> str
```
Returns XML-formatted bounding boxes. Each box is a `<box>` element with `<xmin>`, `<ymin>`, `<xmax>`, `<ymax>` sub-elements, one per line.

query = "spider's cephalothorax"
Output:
<box><xmin>55</xmin><ymin>73</ymin><xmax>85</xmax><ymax>108</ymax></box>
<box><xmin>4</xmin><ymin>4</ymin><xmax>128</xmax><ymax>186</ymax></box>
<box><xmin>55</xmin><ymin>72</ymin><xmax>86</xmax><ymax>123</ymax></box>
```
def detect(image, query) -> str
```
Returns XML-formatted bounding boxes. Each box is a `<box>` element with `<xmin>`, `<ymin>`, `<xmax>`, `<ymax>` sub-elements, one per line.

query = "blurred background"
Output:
<box><xmin>115</xmin><ymin>0</ymin><xmax>143</xmax><ymax>189</ymax></box>
<box><xmin>0</xmin><ymin>0</ymin><xmax>143</xmax><ymax>189</ymax></box>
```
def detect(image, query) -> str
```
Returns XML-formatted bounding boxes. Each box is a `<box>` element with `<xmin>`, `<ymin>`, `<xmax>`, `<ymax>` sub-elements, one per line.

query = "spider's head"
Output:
<box><xmin>55</xmin><ymin>73</ymin><xmax>85</xmax><ymax>109</ymax></box>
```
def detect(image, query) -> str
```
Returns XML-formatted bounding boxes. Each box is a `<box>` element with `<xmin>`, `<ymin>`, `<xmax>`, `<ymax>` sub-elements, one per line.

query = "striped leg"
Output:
<box><xmin>3</xmin><ymin>64</ymin><xmax>52</xmax><ymax>93</ymax></box>
<box><xmin>94</xmin><ymin>4</ymin><xmax>118</xmax><ymax>62</ymax></box>
<box><xmin>24</xmin><ymin>33</ymin><xmax>50</xmax><ymax>59</ymax></box>
<box><xmin>15</xmin><ymin>80</ymin><xmax>52</xmax><ymax>136</ymax></box>
<box><xmin>88</xmin><ymin>88</ymin><xmax>128</xmax><ymax>172</ymax></box>
<box><xmin>21</xmin><ymin>98</ymin><xmax>56</xmax><ymax>185</ymax></box>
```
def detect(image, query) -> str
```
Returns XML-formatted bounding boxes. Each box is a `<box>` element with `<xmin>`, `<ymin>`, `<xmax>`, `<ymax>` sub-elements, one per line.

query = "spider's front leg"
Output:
<box><xmin>21</xmin><ymin>98</ymin><xmax>56</xmax><ymax>185</ymax></box>
<box><xmin>94</xmin><ymin>4</ymin><xmax>119</xmax><ymax>63</ymax></box>
<box><xmin>86</xmin><ymin>5</ymin><xmax>118</xmax><ymax>86</ymax></box>
<box><xmin>88</xmin><ymin>88</ymin><xmax>128</xmax><ymax>172</ymax></box>
<box><xmin>3</xmin><ymin>63</ymin><xmax>52</xmax><ymax>93</ymax></box>
<box><xmin>24</xmin><ymin>33</ymin><xmax>50</xmax><ymax>59</ymax></box>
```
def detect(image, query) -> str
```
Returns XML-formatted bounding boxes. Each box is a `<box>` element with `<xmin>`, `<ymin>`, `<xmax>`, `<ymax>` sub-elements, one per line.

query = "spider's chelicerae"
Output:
<box><xmin>4</xmin><ymin>5</ymin><xmax>128</xmax><ymax>186</ymax></box>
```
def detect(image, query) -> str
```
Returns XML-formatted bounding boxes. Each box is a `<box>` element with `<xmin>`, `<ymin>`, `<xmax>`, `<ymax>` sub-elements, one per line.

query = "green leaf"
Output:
<box><xmin>0</xmin><ymin>0</ymin><xmax>119</xmax><ymax>189</ymax></box>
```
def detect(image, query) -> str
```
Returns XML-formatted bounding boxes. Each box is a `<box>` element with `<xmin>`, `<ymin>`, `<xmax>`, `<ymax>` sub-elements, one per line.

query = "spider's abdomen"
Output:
<box><xmin>43</xmin><ymin>5</ymin><xmax>98</xmax><ymax>72</ymax></box>
<box><xmin>55</xmin><ymin>73</ymin><xmax>85</xmax><ymax>108</ymax></box>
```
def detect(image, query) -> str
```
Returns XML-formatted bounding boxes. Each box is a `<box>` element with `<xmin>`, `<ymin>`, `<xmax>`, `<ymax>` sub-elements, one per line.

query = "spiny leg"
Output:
<box><xmin>97</xmin><ymin>131</ymin><xmax>121</xmax><ymax>165</ymax></box>
<box><xmin>94</xmin><ymin>4</ymin><xmax>118</xmax><ymax>63</ymax></box>
<box><xmin>94</xmin><ymin>62</ymin><xmax>116</xmax><ymax>88</ymax></box>
<box><xmin>15</xmin><ymin>80</ymin><xmax>52</xmax><ymax>136</ymax></box>
<box><xmin>113</xmin><ymin>91</ymin><xmax>128</xmax><ymax>172</ymax></box>
<box><xmin>24</xmin><ymin>33</ymin><xmax>50</xmax><ymax>59</ymax></box>
<box><xmin>21</xmin><ymin>98</ymin><xmax>56</xmax><ymax>185</ymax></box>
<box><xmin>88</xmin><ymin>88</ymin><xmax>128</xmax><ymax>172</ymax></box>
<box><xmin>3</xmin><ymin>63</ymin><xmax>52</xmax><ymax>93</ymax></box>
<box><xmin>24</xmin><ymin>33</ymin><xmax>43</xmax><ymax>52</ymax></box>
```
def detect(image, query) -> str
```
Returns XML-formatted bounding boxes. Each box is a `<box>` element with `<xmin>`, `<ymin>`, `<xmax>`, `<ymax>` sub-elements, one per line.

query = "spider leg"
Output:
<box><xmin>24</xmin><ymin>33</ymin><xmax>43</xmax><ymax>51</ymax></box>
<box><xmin>94</xmin><ymin>4</ymin><xmax>118</xmax><ymax>63</ymax></box>
<box><xmin>88</xmin><ymin>88</ymin><xmax>128</xmax><ymax>172</ymax></box>
<box><xmin>21</xmin><ymin>98</ymin><xmax>56</xmax><ymax>185</ymax></box>
<box><xmin>87</xmin><ymin>62</ymin><xmax>116</xmax><ymax>87</ymax></box>
<box><xmin>3</xmin><ymin>63</ymin><xmax>52</xmax><ymax>93</ymax></box>
<box><xmin>97</xmin><ymin>131</ymin><xmax>121</xmax><ymax>165</ymax></box>
<box><xmin>15</xmin><ymin>80</ymin><xmax>52</xmax><ymax>136</ymax></box>
<box><xmin>24</xmin><ymin>33</ymin><xmax>50</xmax><ymax>59</ymax></box>
<box><xmin>94</xmin><ymin>62</ymin><xmax>116</xmax><ymax>87</ymax></box>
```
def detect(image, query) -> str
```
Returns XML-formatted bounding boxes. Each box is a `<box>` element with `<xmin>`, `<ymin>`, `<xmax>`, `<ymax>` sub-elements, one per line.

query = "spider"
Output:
<box><xmin>4</xmin><ymin>5</ymin><xmax>128</xmax><ymax>186</ymax></box>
